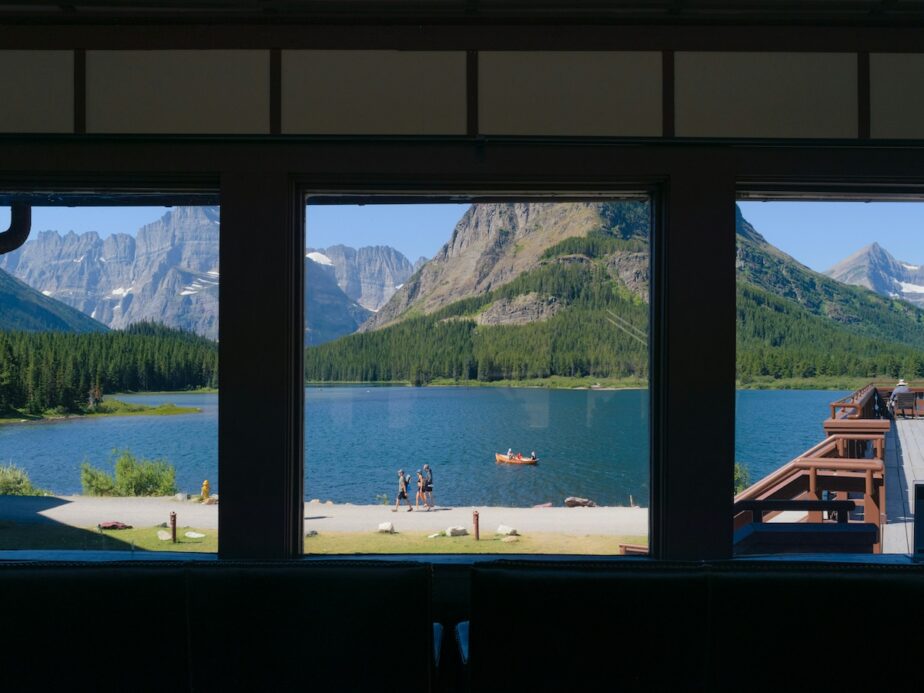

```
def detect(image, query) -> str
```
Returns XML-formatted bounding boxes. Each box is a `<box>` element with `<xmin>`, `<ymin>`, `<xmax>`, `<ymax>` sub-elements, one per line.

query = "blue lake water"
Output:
<box><xmin>0</xmin><ymin>388</ymin><xmax>849</xmax><ymax>507</ymax></box>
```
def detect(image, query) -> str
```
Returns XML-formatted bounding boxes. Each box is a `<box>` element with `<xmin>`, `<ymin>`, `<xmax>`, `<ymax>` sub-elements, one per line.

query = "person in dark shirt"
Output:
<box><xmin>422</xmin><ymin>463</ymin><xmax>434</xmax><ymax>510</ymax></box>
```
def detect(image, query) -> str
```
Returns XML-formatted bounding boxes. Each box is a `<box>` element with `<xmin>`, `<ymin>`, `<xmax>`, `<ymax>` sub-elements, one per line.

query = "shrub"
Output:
<box><xmin>81</xmin><ymin>450</ymin><xmax>177</xmax><ymax>497</ymax></box>
<box><xmin>734</xmin><ymin>462</ymin><xmax>751</xmax><ymax>494</ymax></box>
<box><xmin>0</xmin><ymin>463</ymin><xmax>49</xmax><ymax>496</ymax></box>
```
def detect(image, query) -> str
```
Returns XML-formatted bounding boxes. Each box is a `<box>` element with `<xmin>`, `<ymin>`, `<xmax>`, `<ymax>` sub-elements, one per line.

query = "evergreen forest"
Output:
<box><xmin>0</xmin><ymin>322</ymin><xmax>218</xmax><ymax>414</ymax></box>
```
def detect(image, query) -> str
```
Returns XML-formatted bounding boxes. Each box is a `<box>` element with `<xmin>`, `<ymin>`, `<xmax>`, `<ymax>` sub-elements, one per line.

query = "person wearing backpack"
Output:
<box><xmin>393</xmin><ymin>469</ymin><xmax>414</xmax><ymax>512</ymax></box>
<box><xmin>422</xmin><ymin>463</ymin><xmax>434</xmax><ymax>510</ymax></box>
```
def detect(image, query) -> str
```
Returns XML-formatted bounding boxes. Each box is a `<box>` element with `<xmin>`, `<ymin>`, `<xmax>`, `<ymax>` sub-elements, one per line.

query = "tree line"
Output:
<box><xmin>0</xmin><ymin>322</ymin><xmax>218</xmax><ymax>414</ymax></box>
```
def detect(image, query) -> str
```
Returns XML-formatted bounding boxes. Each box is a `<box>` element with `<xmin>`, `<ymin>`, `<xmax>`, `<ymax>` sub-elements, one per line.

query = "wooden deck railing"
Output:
<box><xmin>736</xmin><ymin>382</ymin><xmax>890</xmax><ymax>553</ymax></box>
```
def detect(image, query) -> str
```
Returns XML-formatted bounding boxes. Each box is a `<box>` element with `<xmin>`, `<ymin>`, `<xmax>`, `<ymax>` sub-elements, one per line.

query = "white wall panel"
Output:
<box><xmin>282</xmin><ymin>51</ymin><xmax>466</xmax><ymax>135</ymax></box>
<box><xmin>675</xmin><ymin>52</ymin><xmax>857</xmax><ymax>138</ymax></box>
<box><xmin>0</xmin><ymin>51</ymin><xmax>73</xmax><ymax>133</ymax></box>
<box><xmin>86</xmin><ymin>50</ymin><xmax>269</xmax><ymax>134</ymax></box>
<box><xmin>479</xmin><ymin>52</ymin><xmax>662</xmax><ymax>136</ymax></box>
<box><xmin>871</xmin><ymin>54</ymin><xmax>924</xmax><ymax>139</ymax></box>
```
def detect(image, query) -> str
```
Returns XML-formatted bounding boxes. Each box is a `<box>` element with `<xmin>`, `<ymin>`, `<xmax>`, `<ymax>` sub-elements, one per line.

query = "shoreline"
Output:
<box><xmin>0</xmin><ymin>496</ymin><xmax>648</xmax><ymax>536</ymax></box>
<box><xmin>0</xmin><ymin>399</ymin><xmax>200</xmax><ymax>427</ymax></box>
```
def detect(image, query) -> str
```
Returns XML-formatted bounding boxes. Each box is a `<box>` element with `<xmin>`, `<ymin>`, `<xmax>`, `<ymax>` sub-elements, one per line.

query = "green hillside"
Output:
<box><xmin>0</xmin><ymin>267</ymin><xmax>108</xmax><ymax>333</ymax></box>
<box><xmin>305</xmin><ymin>203</ymin><xmax>924</xmax><ymax>385</ymax></box>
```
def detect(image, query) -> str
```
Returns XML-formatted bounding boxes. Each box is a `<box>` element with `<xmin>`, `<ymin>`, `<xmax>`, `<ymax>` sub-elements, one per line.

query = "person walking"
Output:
<box><xmin>414</xmin><ymin>469</ymin><xmax>426</xmax><ymax>510</ymax></box>
<box><xmin>422</xmin><ymin>463</ymin><xmax>434</xmax><ymax>510</ymax></box>
<box><xmin>393</xmin><ymin>469</ymin><xmax>413</xmax><ymax>512</ymax></box>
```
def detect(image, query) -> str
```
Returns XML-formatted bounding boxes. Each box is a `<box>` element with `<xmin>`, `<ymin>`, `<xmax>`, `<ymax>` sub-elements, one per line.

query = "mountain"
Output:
<box><xmin>824</xmin><ymin>242</ymin><xmax>924</xmax><ymax>308</ymax></box>
<box><xmin>0</xmin><ymin>206</ymin><xmax>220</xmax><ymax>339</ymax></box>
<box><xmin>736</xmin><ymin>208</ymin><xmax>924</xmax><ymax>351</ymax></box>
<box><xmin>305</xmin><ymin>256</ymin><xmax>372</xmax><ymax>345</ymax></box>
<box><xmin>362</xmin><ymin>201</ymin><xmax>649</xmax><ymax>331</ymax></box>
<box><xmin>0</xmin><ymin>266</ymin><xmax>108</xmax><ymax>333</ymax></box>
<box><xmin>306</xmin><ymin>245</ymin><xmax>414</xmax><ymax>312</ymax></box>
<box><xmin>306</xmin><ymin>201</ymin><xmax>924</xmax><ymax>384</ymax></box>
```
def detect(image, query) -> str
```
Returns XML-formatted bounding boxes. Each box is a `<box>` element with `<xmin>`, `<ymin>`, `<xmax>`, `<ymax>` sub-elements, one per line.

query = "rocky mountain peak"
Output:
<box><xmin>825</xmin><ymin>242</ymin><xmax>924</xmax><ymax>307</ymax></box>
<box><xmin>360</xmin><ymin>201</ymin><xmax>642</xmax><ymax>331</ymax></box>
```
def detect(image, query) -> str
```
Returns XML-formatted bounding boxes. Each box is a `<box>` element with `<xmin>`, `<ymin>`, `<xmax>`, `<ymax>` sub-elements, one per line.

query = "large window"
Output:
<box><xmin>303</xmin><ymin>198</ymin><xmax>651</xmax><ymax>555</ymax></box>
<box><xmin>0</xmin><ymin>204</ymin><xmax>219</xmax><ymax>553</ymax></box>
<box><xmin>734</xmin><ymin>199</ymin><xmax>924</xmax><ymax>556</ymax></box>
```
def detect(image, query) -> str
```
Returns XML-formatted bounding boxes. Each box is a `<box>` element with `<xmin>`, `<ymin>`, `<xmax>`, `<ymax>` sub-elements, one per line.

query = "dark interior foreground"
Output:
<box><xmin>2</xmin><ymin>3</ymin><xmax>924</xmax><ymax>690</ymax></box>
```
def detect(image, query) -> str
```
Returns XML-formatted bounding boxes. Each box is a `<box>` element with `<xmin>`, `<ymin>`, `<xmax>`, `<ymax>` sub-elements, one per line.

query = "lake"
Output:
<box><xmin>0</xmin><ymin>387</ymin><xmax>848</xmax><ymax>507</ymax></box>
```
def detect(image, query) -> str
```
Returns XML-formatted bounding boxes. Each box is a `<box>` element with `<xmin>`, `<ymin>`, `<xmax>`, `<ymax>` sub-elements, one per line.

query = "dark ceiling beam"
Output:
<box><xmin>1</xmin><ymin>22</ymin><xmax>924</xmax><ymax>50</ymax></box>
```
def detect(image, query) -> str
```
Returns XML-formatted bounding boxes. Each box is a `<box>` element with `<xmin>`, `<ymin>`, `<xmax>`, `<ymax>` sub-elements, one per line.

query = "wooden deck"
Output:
<box><xmin>883</xmin><ymin>418</ymin><xmax>924</xmax><ymax>553</ymax></box>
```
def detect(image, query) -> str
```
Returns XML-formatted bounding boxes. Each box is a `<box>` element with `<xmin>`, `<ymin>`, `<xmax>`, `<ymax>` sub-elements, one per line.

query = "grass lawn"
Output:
<box><xmin>0</xmin><ymin>522</ymin><xmax>216</xmax><ymax>552</ymax></box>
<box><xmin>304</xmin><ymin>531</ymin><xmax>648</xmax><ymax>555</ymax></box>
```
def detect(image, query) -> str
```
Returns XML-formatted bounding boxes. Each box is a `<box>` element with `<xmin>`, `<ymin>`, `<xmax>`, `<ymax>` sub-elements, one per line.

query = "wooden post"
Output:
<box><xmin>807</xmin><ymin>467</ymin><xmax>821</xmax><ymax>522</ymax></box>
<box><xmin>864</xmin><ymin>469</ymin><xmax>881</xmax><ymax>553</ymax></box>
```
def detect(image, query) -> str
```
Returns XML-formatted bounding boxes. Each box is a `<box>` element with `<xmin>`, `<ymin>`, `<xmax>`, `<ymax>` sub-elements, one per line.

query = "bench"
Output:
<box><xmin>891</xmin><ymin>391</ymin><xmax>918</xmax><ymax>418</ymax></box>
<box><xmin>0</xmin><ymin>560</ymin><xmax>434</xmax><ymax>693</ymax></box>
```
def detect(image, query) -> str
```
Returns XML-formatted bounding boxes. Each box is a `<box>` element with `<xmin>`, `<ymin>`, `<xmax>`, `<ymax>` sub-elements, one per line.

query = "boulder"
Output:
<box><xmin>309</xmin><ymin>499</ymin><xmax>321</xmax><ymax>504</ymax></box>
<box><xmin>446</xmin><ymin>526</ymin><xmax>468</xmax><ymax>537</ymax></box>
<box><xmin>501</xmin><ymin>536</ymin><xmax>519</xmax><ymax>543</ymax></box>
<box><xmin>156</xmin><ymin>530</ymin><xmax>171</xmax><ymax>541</ymax></box>
<box><xmin>564</xmin><ymin>496</ymin><xmax>597</xmax><ymax>508</ymax></box>
<box><xmin>184</xmin><ymin>531</ymin><xmax>206</xmax><ymax>539</ymax></box>
<box><xmin>378</xmin><ymin>522</ymin><xmax>395</xmax><ymax>534</ymax></box>
<box><xmin>497</xmin><ymin>525</ymin><xmax>519</xmax><ymax>536</ymax></box>
<box><xmin>174</xmin><ymin>493</ymin><xmax>187</xmax><ymax>502</ymax></box>
<box><xmin>427</xmin><ymin>532</ymin><xmax>443</xmax><ymax>539</ymax></box>
<box><xmin>305</xmin><ymin>530</ymin><xmax>318</xmax><ymax>537</ymax></box>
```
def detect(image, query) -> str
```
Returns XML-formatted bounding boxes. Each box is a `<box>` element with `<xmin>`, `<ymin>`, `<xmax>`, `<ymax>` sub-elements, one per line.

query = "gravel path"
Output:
<box><xmin>0</xmin><ymin>496</ymin><xmax>648</xmax><ymax>536</ymax></box>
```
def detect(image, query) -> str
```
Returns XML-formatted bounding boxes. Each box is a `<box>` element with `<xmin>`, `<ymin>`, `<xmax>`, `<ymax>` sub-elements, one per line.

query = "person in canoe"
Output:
<box><xmin>530</xmin><ymin>451</ymin><xmax>537</xmax><ymax>461</ymax></box>
<box><xmin>507</xmin><ymin>447</ymin><xmax>513</xmax><ymax>458</ymax></box>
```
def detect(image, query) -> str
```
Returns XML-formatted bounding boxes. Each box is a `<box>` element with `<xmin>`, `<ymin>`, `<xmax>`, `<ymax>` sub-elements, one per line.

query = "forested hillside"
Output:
<box><xmin>0</xmin><ymin>322</ymin><xmax>217</xmax><ymax>414</ymax></box>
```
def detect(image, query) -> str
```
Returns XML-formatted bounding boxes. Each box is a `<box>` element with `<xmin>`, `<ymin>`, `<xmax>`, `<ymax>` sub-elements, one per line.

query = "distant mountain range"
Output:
<box><xmin>0</xmin><ymin>206</ymin><xmax>220</xmax><ymax>339</ymax></box>
<box><xmin>0</xmin><ymin>207</ymin><xmax>421</xmax><ymax>345</ymax></box>
<box><xmin>825</xmin><ymin>242</ymin><xmax>924</xmax><ymax>308</ymax></box>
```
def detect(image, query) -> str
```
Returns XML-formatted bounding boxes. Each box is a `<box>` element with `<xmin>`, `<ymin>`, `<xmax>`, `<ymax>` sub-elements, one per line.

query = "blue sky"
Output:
<box><xmin>738</xmin><ymin>201</ymin><xmax>924</xmax><ymax>272</ymax></box>
<box><xmin>0</xmin><ymin>206</ymin><xmax>167</xmax><ymax>239</ymax></box>
<box><xmin>307</xmin><ymin>204</ymin><xmax>469</xmax><ymax>261</ymax></box>
<box><xmin>3</xmin><ymin>201</ymin><xmax>922</xmax><ymax>272</ymax></box>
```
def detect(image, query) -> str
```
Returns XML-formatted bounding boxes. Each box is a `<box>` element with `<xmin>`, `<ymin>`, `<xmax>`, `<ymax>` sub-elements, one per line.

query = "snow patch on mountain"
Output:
<box><xmin>307</xmin><ymin>252</ymin><xmax>333</xmax><ymax>266</ymax></box>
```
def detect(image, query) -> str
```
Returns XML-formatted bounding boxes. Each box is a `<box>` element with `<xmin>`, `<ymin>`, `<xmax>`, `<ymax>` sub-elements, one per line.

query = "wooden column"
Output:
<box><xmin>218</xmin><ymin>171</ymin><xmax>304</xmax><ymax>558</ymax></box>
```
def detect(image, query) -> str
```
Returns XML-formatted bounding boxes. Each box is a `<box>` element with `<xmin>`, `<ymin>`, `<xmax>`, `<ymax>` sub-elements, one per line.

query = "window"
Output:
<box><xmin>0</xmin><ymin>203</ymin><xmax>219</xmax><ymax>553</ymax></box>
<box><xmin>734</xmin><ymin>199</ymin><xmax>924</xmax><ymax>556</ymax></box>
<box><xmin>304</xmin><ymin>197</ymin><xmax>651</xmax><ymax>555</ymax></box>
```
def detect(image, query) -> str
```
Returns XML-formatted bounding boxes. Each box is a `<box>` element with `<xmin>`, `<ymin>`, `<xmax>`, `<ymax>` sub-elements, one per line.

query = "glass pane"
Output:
<box><xmin>305</xmin><ymin>199</ymin><xmax>650</xmax><ymax>555</ymax></box>
<box><xmin>0</xmin><ymin>205</ymin><xmax>219</xmax><ymax>553</ymax></box>
<box><xmin>734</xmin><ymin>200</ymin><xmax>924</xmax><ymax>555</ymax></box>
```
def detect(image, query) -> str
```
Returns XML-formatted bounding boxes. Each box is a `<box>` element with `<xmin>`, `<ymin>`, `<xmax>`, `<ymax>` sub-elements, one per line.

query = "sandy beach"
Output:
<box><xmin>0</xmin><ymin>495</ymin><xmax>648</xmax><ymax>536</ymax></box>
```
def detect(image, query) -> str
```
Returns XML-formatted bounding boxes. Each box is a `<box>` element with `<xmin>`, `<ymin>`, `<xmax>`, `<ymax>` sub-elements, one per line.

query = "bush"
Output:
<box><xmin>0</xmin><ymin>463</ymin><xmax>49</xmax><ymax>496</ymax></box>
<box><xmin>734</xmin><ymin>462</ymin><xmax>751</xmax><ymax>495</ymax></box>
<box><xmin>81</xmin><ymin>450</ymin><xmax>177</xmax><ymax>497</ymax></box>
